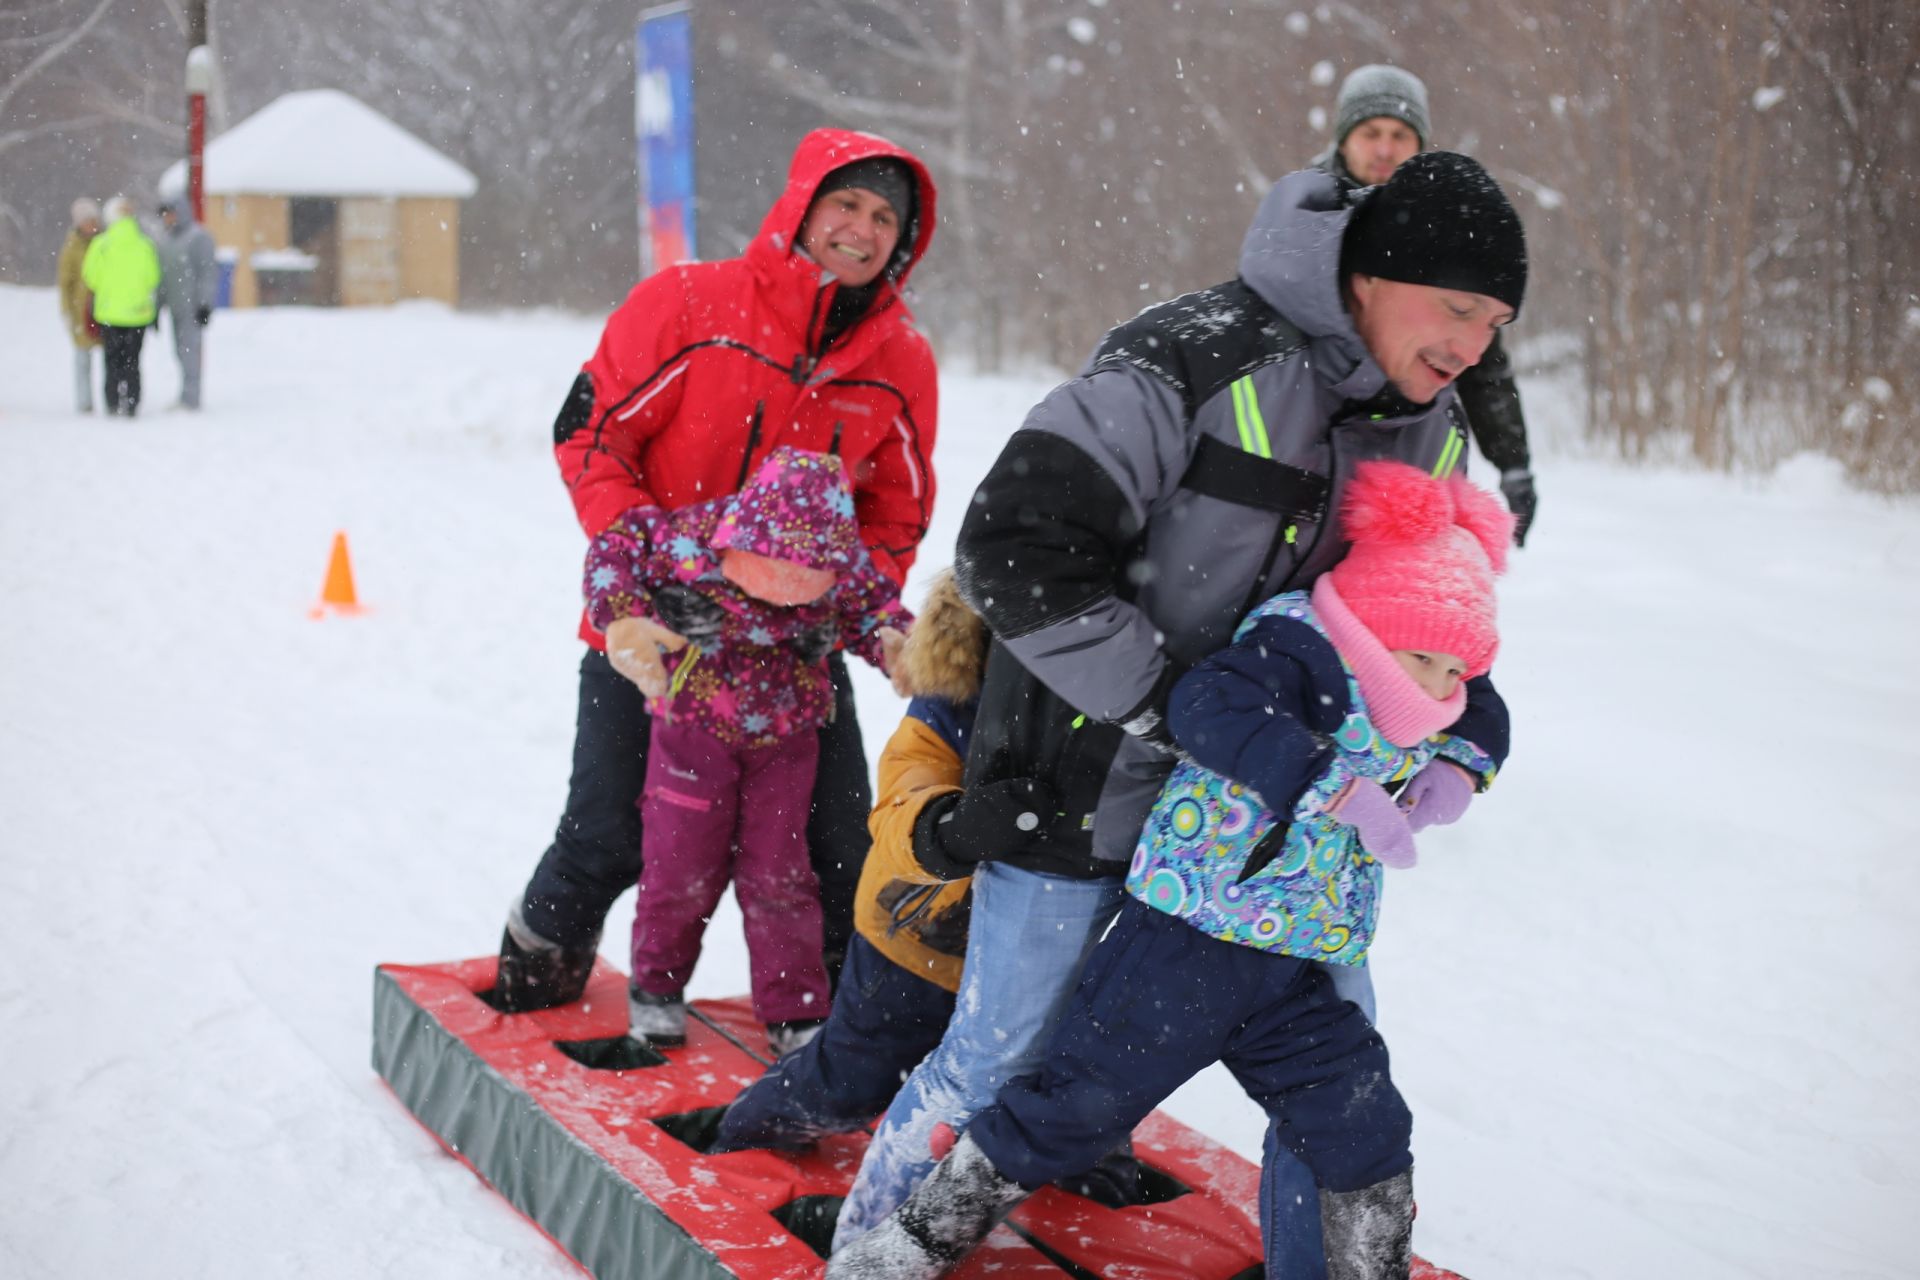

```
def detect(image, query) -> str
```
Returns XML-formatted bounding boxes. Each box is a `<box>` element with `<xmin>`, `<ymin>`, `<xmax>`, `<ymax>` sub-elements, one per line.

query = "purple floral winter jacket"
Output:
<box><xmin>585</xmin><ymin>447</ymin><xmax>909</xmax><ymax>748</ymax></box>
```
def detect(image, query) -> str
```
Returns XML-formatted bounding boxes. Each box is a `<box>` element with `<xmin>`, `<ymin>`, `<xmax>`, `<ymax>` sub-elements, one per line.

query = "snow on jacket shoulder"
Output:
<box><xmin>1128</xmin><ymin>592</ymin><xmax>1495</xmax><ymax>966</ymax></box>
<box><xmin>957</xmin><ymin>167</ymin><xmax>1503</xmax><ymax>874</ymax></box>
<box><xmin>557</xmin><ymin>129</ymin><xmax>939</xmax><ymax>651</ymax></box>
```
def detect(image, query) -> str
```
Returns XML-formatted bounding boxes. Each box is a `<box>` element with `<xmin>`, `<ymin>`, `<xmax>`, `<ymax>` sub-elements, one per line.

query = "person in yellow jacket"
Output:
<box><xmin>708</xmin><ymin>570</ymin><xmax>1044</xmax><ymax>1150</ymax></box>
<box><xmin>57</xmin><ymin>198</ymin><xmax>103</xmax><ymax>412</ymax></box>
<box><xmin>80</xmin><ymin>195</ymin><xmax>162</xmax><ymax>417</ymax></box>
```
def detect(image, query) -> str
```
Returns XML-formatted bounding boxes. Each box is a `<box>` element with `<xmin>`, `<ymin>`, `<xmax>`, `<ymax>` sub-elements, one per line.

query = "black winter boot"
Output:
<box><xmin>489</xmin><ymin>907</ymin><xmax>600</xmax><ymax>1012</ymax></box>
<box><xmin>825</xmin><ymin>1133</ymin><xmax>1027</xmax><ymax>1278</ymax></box>
<box><xmin>1320</xmin><ymin>1168</ymin><xmax>1415</xmax><ymax>1280</ymax></box>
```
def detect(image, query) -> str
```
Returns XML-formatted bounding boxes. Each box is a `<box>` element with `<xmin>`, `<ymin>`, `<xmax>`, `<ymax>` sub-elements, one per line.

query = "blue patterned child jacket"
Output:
<box><xmin>1125</xmin><ymin>591</ymin><xmax>1495</xmax><ymax>966</ymax></box>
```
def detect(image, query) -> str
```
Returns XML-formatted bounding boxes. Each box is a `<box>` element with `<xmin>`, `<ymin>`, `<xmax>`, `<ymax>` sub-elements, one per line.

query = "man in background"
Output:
<box><xmin>1314</xmin><ymin>64</ymin><xmax>1541</xmax><ymax>544</ymax></box>
<box><xmin>155</xmin><ymin>200</ymin><xmax>218</xmax><ymax>411</ymax></box>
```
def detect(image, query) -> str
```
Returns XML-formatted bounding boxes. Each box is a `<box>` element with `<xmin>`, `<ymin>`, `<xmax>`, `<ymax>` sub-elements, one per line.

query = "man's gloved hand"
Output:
<box><xmin>604</xmin><ymin>614</ymin><xmax>687</xmax><ymax>699</ymax></box>
<box><xmin>194</xmin><ymin>305</ymin><xmax>212</xmax><ymax>326</ymax></box>
<box><xmin>652</xmin><ymin>585</ymin><xmax>727</xmax><ymax>644</ymax></box>
<box><xmin>1395</xmin><ymin>760</ymin><xmax>1475</xmax><ymax>834</ymax></box>
<box><xmin>912</xmin><ymin>779</ymin><xmax>1056</xmax><ymax>880</ymax></box>
<box><xmin>1329</xmin><ymin>777</ymin><xmax>1418</xmax><ymax>869</ymax></box>
<box><xmin>1499</xmin><ymin>468</ymin><xmax>1537</xmax><ymax>547</ymax></box>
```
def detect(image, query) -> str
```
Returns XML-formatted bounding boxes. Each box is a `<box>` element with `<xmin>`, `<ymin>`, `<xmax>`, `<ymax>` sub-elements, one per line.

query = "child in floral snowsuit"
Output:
<box><xmin>827</xmin><ymin>460</ymin><xmax>1513</xmax><ymax>1280</ymax></box>
<box><xmin>585</xmin><ymin>446</ymin><xmax>909</xmax><ymax>1055</ymax></box>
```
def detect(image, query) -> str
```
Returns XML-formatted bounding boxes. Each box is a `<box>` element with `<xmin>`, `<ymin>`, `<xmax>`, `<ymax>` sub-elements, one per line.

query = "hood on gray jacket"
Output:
<box><xmin>1238</xmin><ymin>168</ymin><xmax>1390</xmax><ymax>406</ymax></box>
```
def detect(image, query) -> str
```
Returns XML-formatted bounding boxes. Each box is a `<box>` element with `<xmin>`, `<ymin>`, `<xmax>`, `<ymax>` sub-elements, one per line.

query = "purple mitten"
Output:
<box><xmin>1396</xmin><ymin>760</ymin><xmax>1475</xmax><ymax>834</ymax></box>
<box><xmin>1330</xmin><ymin>777</ymin><xmax>1419</xmax><ymax>869</ymax></box>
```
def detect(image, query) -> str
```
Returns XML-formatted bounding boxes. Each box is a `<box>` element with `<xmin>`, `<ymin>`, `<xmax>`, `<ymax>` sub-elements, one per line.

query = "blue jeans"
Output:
<box><xmin>1263</xmin><ymin>960</ymin><xmax>1377</xmax><ymax>1280</ymax></box>
<box><xmin>831</xmin><ymin>861</ymin><xmax>1125</xmax><ymax>1249</ymax></box>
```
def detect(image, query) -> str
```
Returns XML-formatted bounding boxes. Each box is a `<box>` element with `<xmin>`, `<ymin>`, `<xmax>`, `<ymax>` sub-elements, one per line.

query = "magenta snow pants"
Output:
<box><xmin>631</xmin><ymin>718</ymin><xmax>831</xmax><ymax>1025</ymax></box>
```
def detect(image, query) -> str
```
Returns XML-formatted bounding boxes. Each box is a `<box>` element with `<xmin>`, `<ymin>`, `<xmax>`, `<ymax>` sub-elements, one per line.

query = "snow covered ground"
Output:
<box><xmin>2</xmin><ymin>284</ymin><xmax>1915</xmax><ymax>1279</ymax></box>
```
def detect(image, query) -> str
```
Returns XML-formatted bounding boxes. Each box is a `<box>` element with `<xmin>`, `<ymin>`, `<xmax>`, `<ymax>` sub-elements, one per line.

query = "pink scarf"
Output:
<box><xmin>1310</xmin><ymin>576</ymin><xmax>1465</xmax><ymax>748</ymax></box>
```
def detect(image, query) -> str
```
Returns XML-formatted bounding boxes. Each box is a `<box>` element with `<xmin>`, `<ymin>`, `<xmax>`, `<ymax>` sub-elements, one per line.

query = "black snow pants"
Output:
<box><xmin>101</xmin><ymin>324</ymin><xmax>145</xmax><ymax>416</ymax></box>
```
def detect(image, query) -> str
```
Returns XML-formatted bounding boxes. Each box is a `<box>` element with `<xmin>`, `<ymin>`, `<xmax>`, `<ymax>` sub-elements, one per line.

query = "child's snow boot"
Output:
<box><xmin>628</xmin><ymin>987</ymin><xmax>688</xmax><ymax>1046</ymax></box>
<box><xmin>767</xmin><ymin>1018</ymin><xmax>826</xmax><ymax>1057</ymax></box>
<box><xmin>825</xmin><ymin>1132</ymin><xmax>1027</xmax><ymax>1278</ymax></box>
<box><xmin>491</xmin><ymin>906</ymin><xmax>600</xmax><ymax>1012</ymax></box>
<box><xmin>1319</xmin><ymin>1168</ymin><xmax>1414</xmax><ymax>1280</ymax></box>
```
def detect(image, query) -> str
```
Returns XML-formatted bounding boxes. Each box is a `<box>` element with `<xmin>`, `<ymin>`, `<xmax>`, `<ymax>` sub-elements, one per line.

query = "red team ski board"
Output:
<box><xmin>373</xmin><ymin>957</ymin><xmax>1465</xmax><ymax>1279</ymax></box>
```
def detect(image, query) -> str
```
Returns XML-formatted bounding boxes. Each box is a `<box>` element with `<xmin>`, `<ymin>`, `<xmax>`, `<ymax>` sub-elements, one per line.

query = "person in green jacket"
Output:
<box><xmin>56</xmin><ymin>198</ymin><xmax>102</xmax><ymax>412</ymax></box>
<box><xmin>81</xmin><ymin>196</ymin><xmax>162</xmax><ymax>418</ymax></box>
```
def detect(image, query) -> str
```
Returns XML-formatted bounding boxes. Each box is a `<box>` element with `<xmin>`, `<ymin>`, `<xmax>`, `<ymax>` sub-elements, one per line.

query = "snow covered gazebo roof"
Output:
<box><xmin>159</xmin><ymin>89</ymin><xmax>477</xmax><ymax>200</ymax></box>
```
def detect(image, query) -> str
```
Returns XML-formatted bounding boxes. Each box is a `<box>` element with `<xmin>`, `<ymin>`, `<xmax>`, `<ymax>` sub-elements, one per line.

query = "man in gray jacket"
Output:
<box><xmin>828</xmin><ymin>152</ymin><xmax>1525</xmax><ymax>1280</ymax></box>
<box><xmin>155</xmin><ymin>200</ymin><xmax>218</xmax><ymax>410</ymax></box>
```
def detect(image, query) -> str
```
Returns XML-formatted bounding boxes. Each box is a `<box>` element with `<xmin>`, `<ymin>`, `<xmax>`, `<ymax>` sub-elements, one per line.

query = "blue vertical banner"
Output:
<box><xmin>636</xmin><ymin>3</ymin><xmax>696</xmax><ymax>278</ymax></box>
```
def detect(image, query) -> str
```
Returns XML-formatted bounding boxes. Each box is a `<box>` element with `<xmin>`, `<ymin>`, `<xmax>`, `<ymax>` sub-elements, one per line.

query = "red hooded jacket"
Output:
<box><xmin>558</xmin><ymin>128</ymin><xmax>939</xmax><ymax>650</ymax></box>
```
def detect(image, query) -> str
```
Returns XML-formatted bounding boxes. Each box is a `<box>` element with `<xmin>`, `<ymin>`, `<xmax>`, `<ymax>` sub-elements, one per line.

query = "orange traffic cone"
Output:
<box><xmin>309</xmin><ymin>531</ymin><xmax>366</xmax><ymax>618</ymax></box>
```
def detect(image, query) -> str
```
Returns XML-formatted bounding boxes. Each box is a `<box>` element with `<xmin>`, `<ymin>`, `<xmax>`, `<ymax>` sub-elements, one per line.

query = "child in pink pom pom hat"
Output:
<box><xmin>1125</xmin><ymin>457</ymin><xmax>1515</xmax><ymax>956</ymax></box>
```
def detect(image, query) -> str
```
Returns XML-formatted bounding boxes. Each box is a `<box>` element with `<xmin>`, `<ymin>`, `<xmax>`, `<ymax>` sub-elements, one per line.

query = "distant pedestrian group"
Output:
<box><xmin>57</xmin><ymin>193</ymin><xmax>217</xmax><ymax>415</ymax></box>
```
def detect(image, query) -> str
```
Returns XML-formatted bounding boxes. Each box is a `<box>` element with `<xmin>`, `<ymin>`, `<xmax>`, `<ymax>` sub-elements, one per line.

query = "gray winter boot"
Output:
<box><xmin>767</xmin><ymin>1018</ymin><xmax>825</xmax><ymax>1057</ymax></box>
<box><xmin>491</xmin><ymin>905</ymin><xmax>601</xmax><ymax>1012</ymax></box>
<box><xmin>1320</xmin><ymin>1168</ymin><xmax>1415</xmax><ymax>1280</ymax></box>
<box><xmin>825</xmin><ymin>1132</ymin><xmax>1027</xmax><ymax>1279</ymax></box>
<box><xmin>628</xmin><ymin>987</ymin><xmax>688</xmax><ymax>1047</ymax></box>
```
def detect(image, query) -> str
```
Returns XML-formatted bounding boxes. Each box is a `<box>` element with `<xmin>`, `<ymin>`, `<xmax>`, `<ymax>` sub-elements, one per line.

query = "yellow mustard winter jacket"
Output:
<box><xmin>57</xmin><ymin>229</ymin><xmax>100</xmax><ymax>348</ymax></box>
<box><xmin>854</xmin><ymin>714</ymin><xmax>973</xmax><ymax>993</ymax></box>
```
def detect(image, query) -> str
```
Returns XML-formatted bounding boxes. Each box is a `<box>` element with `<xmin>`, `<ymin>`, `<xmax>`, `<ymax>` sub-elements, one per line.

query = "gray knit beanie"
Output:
<box><xmin>1334</xmin><ymin>64</ymin><xmax>1431</xmax><ymax>149</ymax></box>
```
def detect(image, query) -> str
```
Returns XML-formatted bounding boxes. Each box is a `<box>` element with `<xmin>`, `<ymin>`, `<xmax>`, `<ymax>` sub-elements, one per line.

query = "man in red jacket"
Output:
<box><xmin>494</xmin><ymin>128</ymin><xmax>940</xmax><ymax>1012</ymax></box>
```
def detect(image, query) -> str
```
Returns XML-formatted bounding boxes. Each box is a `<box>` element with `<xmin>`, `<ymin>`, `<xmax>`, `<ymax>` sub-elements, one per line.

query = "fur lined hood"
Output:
<box><xmin>896</xmin><ymin>568</ymin><xmax>988</xmax><ymax>703</ymax></box>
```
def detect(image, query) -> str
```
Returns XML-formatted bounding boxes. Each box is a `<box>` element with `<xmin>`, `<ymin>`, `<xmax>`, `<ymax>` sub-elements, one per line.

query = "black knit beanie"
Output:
<box><xmin>1340</xmin><ymin>151</ymin><xmax>1528</xmax><ymax>315</ymax></box>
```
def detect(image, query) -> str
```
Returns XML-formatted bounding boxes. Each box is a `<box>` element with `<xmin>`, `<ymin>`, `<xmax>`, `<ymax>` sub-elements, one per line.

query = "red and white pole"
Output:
<box><xmin>185</xmin><ymin>45</ymin><xmax>213</xmax><ymax>222</ymax></box>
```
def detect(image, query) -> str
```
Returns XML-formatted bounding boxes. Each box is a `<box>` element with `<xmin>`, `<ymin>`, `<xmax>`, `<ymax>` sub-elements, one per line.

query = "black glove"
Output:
<box><xmin>794</xmin><ymin>621</ymin><xmax>836</xmax><ymax>665</ymax></box>
<box><xmin>912</xmin><ymin>779</ymin><xmax>1056</xmax><ymax>880</ymax></box>
<box><xmin>1499</xmin><ymin>468</ymin><xmax>1538</xmax><ymax>547</ymax></box>
<box><xmin>195</xmin><ymin>305</ymin><xmax>212</xmax><ymax>326</ymax></box>
<box><xmin>651</xmin><ymin>584</ymin><xmax>727</xmax><ymax>643</ymax></box>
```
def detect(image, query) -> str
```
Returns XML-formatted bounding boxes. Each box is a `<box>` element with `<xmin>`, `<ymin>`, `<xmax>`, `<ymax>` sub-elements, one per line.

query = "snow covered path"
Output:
<box><xmin>1</xmin><ymin>285</ymin><xmax>1914</xmax><ymax>1278</ymax></box>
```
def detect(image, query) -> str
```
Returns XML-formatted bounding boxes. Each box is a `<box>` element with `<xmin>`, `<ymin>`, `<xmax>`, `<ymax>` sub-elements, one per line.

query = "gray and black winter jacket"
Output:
<box><xmin>1309</xmin><ymin>147</ymin><xmax>1531</xmax><ymax>475</ymax></box>
<box><xmin>155</xmin><ymin>211</ymin><xmax>218</xmax><ymax>321</ymax></box>
<box><xmin>955</xmin><ymin>169</ymin><xmax>1511</xmax><ymax>878</ymax></box>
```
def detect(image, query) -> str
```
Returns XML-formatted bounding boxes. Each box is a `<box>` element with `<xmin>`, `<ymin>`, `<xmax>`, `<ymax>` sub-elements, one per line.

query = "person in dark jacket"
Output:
<box><xmin>493</xmin><ymin>128</ymin><xmax>940</xmax><ymax>1015</ymax></box>
<box><xmin>831</xmin><ymin>150</ymin><xmax>1526</xmax><ymax>1253</ymax></box>
<box><xmin>1312</xmin><ymin>64</ymin><xmax>1541</xmax><ymax>544</ymax></box>
<box><xmin>828</xmin><ymin>462</ymin><xmax>1516</xmax><ymax>1280</ymax></box>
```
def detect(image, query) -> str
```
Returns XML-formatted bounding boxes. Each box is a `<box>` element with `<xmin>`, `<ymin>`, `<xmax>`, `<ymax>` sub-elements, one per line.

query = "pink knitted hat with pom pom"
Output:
<box><xmin>1324</xmin><ymin>460</ymin><xmax>1513</xmax><ymax>677</ymax></box>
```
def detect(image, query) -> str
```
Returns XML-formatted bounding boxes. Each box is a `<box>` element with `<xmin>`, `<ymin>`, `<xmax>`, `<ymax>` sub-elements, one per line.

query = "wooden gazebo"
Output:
<box><xmin>160</xmin><ymin>89</ymin><xmax>477</xmax><ymax>309</ymax></box>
